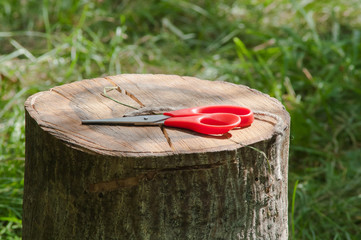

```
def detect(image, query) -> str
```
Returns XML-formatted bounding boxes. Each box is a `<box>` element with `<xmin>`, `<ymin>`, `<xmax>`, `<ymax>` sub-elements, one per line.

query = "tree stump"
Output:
<box><xmin>23</xmin><ymin>74</ymin><xmax>290</xmax><ymax>240</ymax></box>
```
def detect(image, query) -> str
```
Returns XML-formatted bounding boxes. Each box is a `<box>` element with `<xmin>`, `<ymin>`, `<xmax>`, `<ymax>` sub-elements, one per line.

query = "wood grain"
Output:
<box><xmin>25</xmin><ymin>74</ymin><xmax>287</xmax><ymax>157</ymax></box>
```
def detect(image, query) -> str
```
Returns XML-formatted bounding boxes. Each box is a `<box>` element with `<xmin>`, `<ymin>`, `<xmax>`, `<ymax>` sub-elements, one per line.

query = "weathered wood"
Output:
<box><xmin>23</xmin><ymin>74</ymin><xmax>290</xmax><ymax>240</ymax></box>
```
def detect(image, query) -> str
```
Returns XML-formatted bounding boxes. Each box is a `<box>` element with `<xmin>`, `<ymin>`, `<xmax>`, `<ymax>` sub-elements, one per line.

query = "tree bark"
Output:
<box><xmin>23</xmin><ymin>74</ymin><xmax>290</xmax><ymax>240</ymax></box>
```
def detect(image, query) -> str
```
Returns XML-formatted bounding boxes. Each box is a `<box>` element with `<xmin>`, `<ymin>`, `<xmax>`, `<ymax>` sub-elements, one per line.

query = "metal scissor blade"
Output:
<box><xmin>81</xmin><ymin>115</ymin><xmax>170</xmax><ymax>126</ymax></box>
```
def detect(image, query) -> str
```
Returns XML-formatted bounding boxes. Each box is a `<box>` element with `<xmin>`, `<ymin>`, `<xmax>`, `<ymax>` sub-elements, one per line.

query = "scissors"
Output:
<box><xmin>82</xmin><ymin>105</ymin><xmax>254</xmax><ymax>135</ymax></box>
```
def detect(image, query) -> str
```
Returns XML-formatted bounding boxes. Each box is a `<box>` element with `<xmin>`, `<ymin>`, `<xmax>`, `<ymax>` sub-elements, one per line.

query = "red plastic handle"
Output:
<box><xmin>164</xmin><ymin>113</ymin><xmax>241</xmax><ymax>135</ymax></box>
<box><xmin>164</xmin><ymin>105</ymin><xmax>254</xmax><ymax>127</ymax></box>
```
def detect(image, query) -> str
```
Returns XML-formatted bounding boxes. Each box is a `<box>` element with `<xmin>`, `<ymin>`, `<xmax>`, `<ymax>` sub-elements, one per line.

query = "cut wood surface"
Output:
<box><xmin>23</xmin><ymin>74</ymin><xmax>290</xmax><ymax>240</ymax></box>
<box><xmin>25</xmin><ymin>74</ymin><xmax>288</xmax><ymax>157</ymax></box>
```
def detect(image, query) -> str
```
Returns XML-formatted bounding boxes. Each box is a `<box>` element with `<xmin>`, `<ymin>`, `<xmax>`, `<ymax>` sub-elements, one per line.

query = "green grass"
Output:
<box><xmin>1</xmin><ymin>0</ymin><xmax>361</xmax><ymax>239</ymax></box>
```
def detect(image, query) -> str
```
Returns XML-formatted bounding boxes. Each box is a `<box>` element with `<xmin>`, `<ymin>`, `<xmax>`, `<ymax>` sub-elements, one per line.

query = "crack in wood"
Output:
<box><xmin>49</xmin><ymin>88</ymin><xmax>73</xmax><ymax>102</ymax></box>
<box><xmin>124</xmin><ymin>89</ymin><xmax>145</xmax><ymax>107</ymax></box>
<box><xmin>152</xmin><ymin>161</ymin><xmax>226</xmax><ymax>174</ymax></box>
<box><xmin>160</xmin><ymin>126</ymin><xmax>174</xmax><ymax>150</ymax></box>
<box><xmin>104</xmin><ymin>76</ymin><xmax>145</xmax><ymax>107</ymax></box>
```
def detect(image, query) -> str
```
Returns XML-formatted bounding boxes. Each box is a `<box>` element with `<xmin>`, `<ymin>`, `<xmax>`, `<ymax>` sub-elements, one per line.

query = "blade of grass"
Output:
<box><xmin>42</xmin><ymin>0</ymin><xmax>52</xmax><ymax>50</ymax></box>
<box><xmin>291</xmin><ymin>180</ymin><xmax>299</xmax><ymax>240</ymax></box>
<box><xmin>233</xmin><ymin>37</ymin><xmax>255</xmax><ymax>85</ymax></box>
<box><xmin>10</xmin><ymin>39</ymin><xmax>36</xmax><ymax>62</ymax></box>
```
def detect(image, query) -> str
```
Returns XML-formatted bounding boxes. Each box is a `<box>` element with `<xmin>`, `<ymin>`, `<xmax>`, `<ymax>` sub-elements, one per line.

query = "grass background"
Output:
<box><xmin>1</xmin><ymin>0</ymin><xmax>361</xmax><ymax>239</ymax></box>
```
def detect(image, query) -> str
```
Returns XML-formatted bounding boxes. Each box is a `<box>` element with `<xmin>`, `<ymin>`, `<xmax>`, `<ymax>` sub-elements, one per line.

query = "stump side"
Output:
<box><xmin>24</xmin><ymin>110</ymin><xmax>289</xmax><ymax>240</ymax></box>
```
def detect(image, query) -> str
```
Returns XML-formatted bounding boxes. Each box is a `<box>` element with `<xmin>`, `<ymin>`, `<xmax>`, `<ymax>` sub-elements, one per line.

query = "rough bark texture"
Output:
<box><xmin>23</xmin><ymin>74</ymin><xmax>290</xmax><ymax>240</ymax></box>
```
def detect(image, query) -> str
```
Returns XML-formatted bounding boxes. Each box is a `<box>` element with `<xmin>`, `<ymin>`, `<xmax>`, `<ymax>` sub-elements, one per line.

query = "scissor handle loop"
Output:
<box><xmin>164</xmin><ymin>105</ymin><xmax>253</xmax><ymax>128</ymax></box>
<box><xmin>164</xmin><ymin>113</ymin><xmax>241</xmax><ymax>135</ymax></box>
